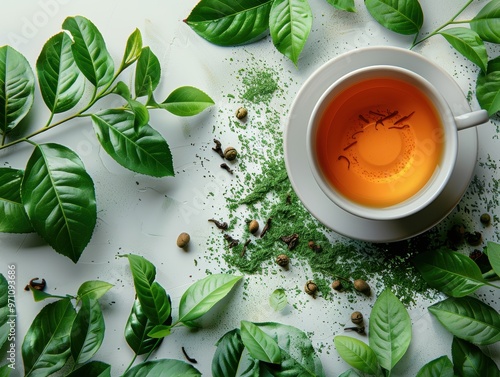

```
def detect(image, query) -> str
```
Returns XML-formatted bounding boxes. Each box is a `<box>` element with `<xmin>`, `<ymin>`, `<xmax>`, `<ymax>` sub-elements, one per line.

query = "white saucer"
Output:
<box><xmin>284</xmin><ymin>46</ymin><xmax>478</xmax><ymax>243</ymax></box>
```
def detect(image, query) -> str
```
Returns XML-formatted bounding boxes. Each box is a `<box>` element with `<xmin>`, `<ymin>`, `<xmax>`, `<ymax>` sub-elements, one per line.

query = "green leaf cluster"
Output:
<box><xmin>335</xmin><ymin>288</ymin><xmax>412</xmax><ymax>377</ymax></box>
<box><xmin>0</xmin><ymin>16</ymin><xmax>214</xmax><ymax>263</ymax></box>
<box><xmin>0</xmin><ymin>256</ymin><xmax>243</xmax><ymax>376</ymax></box>
<box><xmin>185</xmin><ymin>0</ymin><xmax>355</xmax><ymax>66</ymax></box>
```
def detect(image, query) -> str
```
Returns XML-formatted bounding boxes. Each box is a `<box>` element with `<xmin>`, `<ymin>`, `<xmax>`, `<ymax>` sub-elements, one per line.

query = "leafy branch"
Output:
<box><xmin>0</xmin><ymin>16</ymin><xmax>215</xmax><ymax>263</ymax></box>
<box><xmin>185</xmin><ymin>0</ymin><xmax>500</xmax><ymax>116</ymax></box>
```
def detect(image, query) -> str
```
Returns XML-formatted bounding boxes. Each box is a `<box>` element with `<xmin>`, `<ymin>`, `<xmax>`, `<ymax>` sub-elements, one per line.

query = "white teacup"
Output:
<box><xmin>307</xmin><ymin>65</ymin><xmax>488</xmax><ymax>221</ymax></box>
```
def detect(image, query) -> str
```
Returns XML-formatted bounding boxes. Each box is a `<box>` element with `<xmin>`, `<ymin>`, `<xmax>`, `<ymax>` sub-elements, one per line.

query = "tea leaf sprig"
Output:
<box><xmin>185</xmin><ymin>0</ymin><xmax>500</xmax><ymax>115</ymax></box>
<box><xmin>0</xmin><ymin>16</ymin><xmax>215</xmax><ymax>263</ymax></box>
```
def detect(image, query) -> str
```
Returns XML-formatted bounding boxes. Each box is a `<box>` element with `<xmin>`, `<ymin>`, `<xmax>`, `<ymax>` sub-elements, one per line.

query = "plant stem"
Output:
<box><xmin>123</xmin><ymin>354</ymin><xmax>138</xmax><ymax>374</ymax></box>
<box><xmin>410</xmin><ymin>0</ymin><xmax>474</xmax><ymax>49</ymax></box>
<box><xmin>143</xmin><ymin>338</ymin><xmax>163</xmax><ymax>362</ymax></box>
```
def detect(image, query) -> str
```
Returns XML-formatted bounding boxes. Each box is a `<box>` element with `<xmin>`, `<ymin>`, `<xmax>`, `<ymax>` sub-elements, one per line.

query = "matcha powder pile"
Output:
<box><xmin>204</xmin><ymin>52</ymin><xmax>444</xmax><ymax>306</ymax></box>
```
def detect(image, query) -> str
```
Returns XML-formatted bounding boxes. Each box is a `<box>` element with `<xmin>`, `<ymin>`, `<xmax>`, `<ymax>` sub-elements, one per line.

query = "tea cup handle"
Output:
<box><xmin>455</xmin><ymin>109</ymin><xmax>489</xmax><ymax>131</ymax></box>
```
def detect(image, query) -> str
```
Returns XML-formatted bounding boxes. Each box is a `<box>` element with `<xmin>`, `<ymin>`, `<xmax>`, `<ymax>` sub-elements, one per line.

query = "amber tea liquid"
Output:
<box><xmin>315</xmin><ymin>77</ymin><xmax>444</xmax><ymax>208</ymax></box>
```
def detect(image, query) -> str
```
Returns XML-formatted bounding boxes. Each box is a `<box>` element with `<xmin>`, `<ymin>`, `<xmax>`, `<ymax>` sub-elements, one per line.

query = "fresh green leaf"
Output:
<box><xmin>269</xmin><ymin>0</ymin><xmax>313</xmax><ymax>66</ymax></box>
<box><xmin>122</xmin><ymin>359</ymin><xmax>202</xmax><ymax>377</ymax></box>
<box><xmin>29</xmin><ymin>286</ymin><xmax>63</xmax><ymax>302</ymax></box>
<box><xmin>0</xmin><ymin>168</ymin><xmax>33</xmax><ymax>233</ymax></box>
<box><xmin>476</xmin><ymin>56</ymin><xmax>500</xmax><ymax>116</ymax></box>
<box><xmin>21</xmin><ymin>143</ymin><xmax>97</xmax><ymax>263</ymax></box>
<box><xmin>91</xmin><ymin>109</ymin><xmax>174</xmax><ymax>177</ymax></box>
<box><xmin>135</xmin><ymin>47</ymin><xmax>161</xmax><ymax>97</ymax></box>
<box><xmin>429</xmin><ymin>296</ymin><xmax>500</xmax><ymax>345</ymax></box>
<box><xmin>157</xmin><ymin>86</ymin><xmax>214</xmax><ymax>116</ymax></box>
<box><xmin>334</xmin><ymin>336</ymin><xmax>380</xmax><ymax>375</ymax></box>
<box><xmin>240</xmin><ymin>321</ymin><xmax>281</xmax><ymax>364</ymax></box>
<box><xmin>126</xmin><ymin>254</ymin><xmax>171</xmax><ymax>325</ymax></box>
<box><xmin>77</xmin><ymin>280</ymin><xmax>113</xmax><ymax>301</ymax></box>
<box><xmin>65</xmin><ymin>361</ymin><xmax>111</xmax><ymax>377</ymax></box>
<box><xmin>487</xmin><ymin>241</ymin><xmax>500</xmax><ymax>277</ymax></box>
<box><xmin>147</xmin><ymin>324</ymin><xmax>172</xmax><ymax>338</ymax></box>
<box><xmin>71</xmin><ymin>296</ymin><xmax>105</xmax><ymax>364</ymax></box>
<box><xmin>121</xmin><ymin>28</ymin><xmax>143</xmax><ymax>69</ymax></box>
<box><xmin>326</xmin><ymin>0</ymin><xmax>356</xmax><ymax>12</ymax></box>
<box><xmin>452</xmin><ymin>337</ymin><xmax>500</xmax><ymax>377</ymax></box>
<box><xmin>36</xmin><ymin>31</ymin><xmax>85</xmax><ymax>114</ymax></box>
<box><xmin>470</xmin><ymin>0</ymin><xmax>500</xmax><ymax>43</ymax></box>
<box><xmin>125</xmin><ymin>298</ymin><xmax>167</xmax><ymax>356</ymax></box>
<box><xmin>22</xmin><ymin>299</ymin><xmax>76</xmax><ymax>377</ymax></box>
<box><xmin>212</xmin><ymin>329</ymin><xmax>245</xmax><ymax>377</ymax></box>
<box><xmin>128</xmin><ymin>99</ymin><xmax>150</xmax><ymax>131</ymax></box>
<box><xmin>416</xmin><ymin>355</ymin><xmax>454</xmax><ymax>377</ymax></box>
<box><xmin>62</xmin><ymin>16</ymin><xmax>115</xmax><ymax>88</ymax></box>
<box><xmin>413</xmin><ymin>249</ymin><xmax>486</xmax><ymax>297</ymax></box>
<box><xmin>0</xmin><ymin>274</ymin><xmax>9</xmax><ymax>349</ymax></box>
<box><xmin>369</xmin><ymin>288</ymin><xmax>412</xmax><ymax>371</ymax></box>
<box><xmin>0</xmin><ymin>46</ymin><xmax>35</xmax><ymax>136</ymax></box>
<box><xmin>178</xmin><ymin>274</ymin><xmax>242</xmax><ymax>324</ymax></box>
<box><xmin>255</xmin><ymin>322</ymin><xmax>325</xmax><ymax>376</ymax></box>
<box><xmin>338</xmin><ymin>370</ymin><xmax>364</xmax><ymax>377</ymax></box>
<box><xmin>364</xmin><ymin>0</ymin><xmax>423</xmax><ymax>35</ymax></box>
<box><xmin>439</xmin><ymin>27</ymin><xmax>488</xmax><ymax>72</ymax></box>
<box><xmin>269</xmin><ymin>288</ymin><xmax>288</xmax><ymax>311</ymax></box>
<box><xmin>0</xmin><ymin>365</ymin><xmax>12</xmax><ymax>377</ymax></box>
<box><xmin>185</xmin><ymin>0</ymin><xmax>273</xmax><ymax>46</ymax></box>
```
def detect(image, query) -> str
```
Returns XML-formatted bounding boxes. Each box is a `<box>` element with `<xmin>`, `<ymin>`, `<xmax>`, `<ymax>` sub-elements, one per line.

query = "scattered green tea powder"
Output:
<box><xmin>240</xmin><ymin>69</ymin><xmax>279</xmax><ymax>104</ymax></box>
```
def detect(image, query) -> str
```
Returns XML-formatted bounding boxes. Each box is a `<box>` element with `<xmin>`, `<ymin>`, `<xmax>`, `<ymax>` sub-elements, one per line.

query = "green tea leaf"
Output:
<box><xmin>122</xmin><ymin>359</ymin><xmax>202</xmax><ymax>377</ymax></box>
<box><xmin>338</xmin><ymin>370</ymin><xmax>364</xmax><ymax>377</ymax></box>
<box><xmin>0</xmin><ymin>46</ymin><xmax>35</xmax><ymax>136</ymax></box>
<box><xmin>62</xmin><ymin>16</ymin><xmax>115</xmax><ymax>88</ymax></box>
<box><xmin>416</xmin><ymin>355</ymin><xmax>454</xmax><ymax>377</ymax></box>
<box><xmin>0</xmin><ymin>365</ymin><xmax>12</xmax><ymax>377</ymax></box>
<box><xmin>178</xmin><ymin>274</ymin><xmax>242</xmax><ymax>324</ymax></box>
<box><xmin>125</xmin><ymin>298</ymin><xmax>167</xmax><ymax>356</ymax></box>
<box><xmin>91</xmin><ymin>109</ymin><xmax>174</xmax><ymax>177</ymax></box>
<box><xmin>334</xmin><ymin>336</ymin><xmax>380</xmax><ymax>375</ymax></box>
<box><xmin>470</xmin><ymin>0</ymin><xmax>500</xmax><ymax>43</ymax></box>
<box><xmin>212</xmin><ymin>329</ymin><xmax>245</xmax><ymax>377</ymax></box>
<box><xmin>71</xmin><ymin>296</ymin><xmax>105</xmax><ymax>364</ymax></box>
<box><xmin>36</xmin><ymin>31</ymin><xmax>85</xmax><ymax>114</ymax></box>
<box><xmin>22</xmin><ymin>299</ymin><xmax>76</xmax><ymax>377</ymax></box>
<box><xmin>476</xmin><ymin>56</ymin><xmax>500</xmax><ymax>116</ymax></box>
<box><xmin>185</xmin><ymin>0</ymin><xmax>273</xmax><ymax>46</ymax></box>
<box><xmin>452</xmin><ymin>337</ymin><xmax>500</xmax><ymax>377</ymax></box>
<box><xmin>364</xmin><ymin>0</ymin><xmax>423</xmax><ymax>35</ymax></box>
<box><xmin>126</xmin><ymin>254</ymin><xmax>171</xmax><ymax>325</ymax></box>
<box><xmin>65</xmin><ymin>361</ymin><xmax>111</xmax><ymax>377</ymax></box>
<box><xmin>413</xmin><ymin>249</ymin><xmax>486</xmax><ymax>297</ymax></box>
<box><xmin>241</xmin><ymin>321</ymin><xmax>281</xmax><ymax>364</ymax></box>
<box><xmin>269</xmin><ymin>288</ymin><xmax>288</xmax><ymax>311</ymax></box>
<box><xmin>158</xmin><ymin>86</ymin><xmax>214</xmax><ymax>116</ymax></box>
<box><xmin>21</xmin><ymin>143</ymin><xmax>97</xmax><ymax>263</ymax></box>
<box><xmin>0</xmin><ymin>274</ymin><xmax>9</xmax><ymax>349</ymax></box>
<box><xmin>326</xmin><ymin>0</ymin><xmax>356</xmax><ymax>12</ymax></box>
<box><xmin>255</xmin><ymin>322</ymin><xmax>325</xmax><ymax>376</ymax></box>
<box><xmin>369</xmin><ymin>288</ymin><xmax>412</xmax><ymax>371</ymax></box>
<box><xmin>29</xmin><ymin>286</ymin><xmax>62</xmax><ymax>302</ymax></box>
<box><xmin>269</xmin><ymin>0</ymin><xmax>313</xmax><ymax>65</ymax></box>
<box><xmin>0</xmin><ymin>168</ymin><xmax>33</xmax><ymax>233</ymax></box>
<box><xmin>147</xmin><ymin>324</ymin><xmax>172</xmax><ymax>338</ymax></box>
<box><xmin>439</xmin><ymin>27</ymin><xmax>488</xmax><ymax>72</ymax></box>
<box><xmin>121</xmin><ymin>28</ymin><xmax>143</xmax><ymax>69</ymax></box>
<box><xmin>487</xmin><ymin>241</ymin><xmax>500</xmax><ymax>277</ymax></box>
<box><xmin>429</xmin><ymin>296</ymin><xmax>500</xmax><ymax>345</ymax></box>
<box><xmin>135</xmin><ymin>47</ymin><xmax>161</xmax><ymax>97</ymax></box>
<box><xmin>77</xmin><ymin>280</ymin><xmax>113</xmax><ymax>301</ymax></box>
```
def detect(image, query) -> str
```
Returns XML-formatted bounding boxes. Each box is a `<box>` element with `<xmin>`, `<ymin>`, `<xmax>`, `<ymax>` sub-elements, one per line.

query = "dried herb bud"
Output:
<box><xmin>248</xmin><ymin>220</ymin><xmax>259</xmax><ymax>234</ymax></box>
<box><xmin>480</xmin><ymin>213</ymin><xmax>491</xmax><ymax>226</ymax></box>
<box><xmin>280</xmin><ymin>233</ymin><xmax>299</xmax><ymax>250</ymax></box>
<box><xmin>353</xmin><ymin>279</ymin><xmax>371</xmax><ymax>296</ymax></box>
<box><xmin>304</xmin><ymin>280</ymin><xmax>318</xmax><ymax>297</ymax></box>
<box><xmin>212</xmin><ymin>138</ymin><xmax>224</xmax><ymax>158</ymax></box>
<box><xmin>235</xmin><ymin>107</ymin><xmax>248</xmax><ymax>120</ymax></box>
<box><xmin>308</xmin><ymin>240</ymin><xmax>322</xmax><ymax>252</ymax></box>
<box><xmin>220</xmin><ymin>163</ymin><xmax>233</xmax><ymax>174</ymax></box>
<box><xmin>25</xmin><ymin>278</ymin><xmax>46</xmax><ymax>291</ymax></box>
<box><xmin>260</xmin><ymin>218</ymin><xmax>272</xmax><ymax>238</ymax></box>
<box><xmin>176</xmin><ymin>232</ymin><xmax>190</xmax><ymax>248</ymax></box>
<box><xmin>465</xmin><ymin>231</ymin><xmax>482</xmax><ymax>246</ymax></box>
<box><xmin>276</xmin><ymin>254</ymin><xmax>290</xmax><ymax>268</ymax></box>
<box><xmin>447</xmin><ymin>224</ymin><xmax>465</xmax><ymax>246</ymax></box>
<box><xmin>224</xmin><ymin>146</ymin><xmax>238</xmax><ymax>161</ymax></box>
<box><xmin>351</xmin><ymin>311</ymin><xmax>364</xmax><ymax>325</ymax></box>
<box><xmin>345</xmin><ymin>326</ymin><xmax>366</xmax><ymax>335</ymax></box>
<box><xmin>208</xmin><ymin>219</ymin><xmax>228</xmax><ymax>230</ymax></box>
<box><xmin>331</xmin><ymin>280</ymin><xmax>343</xmax><ymax>291</ymax></box>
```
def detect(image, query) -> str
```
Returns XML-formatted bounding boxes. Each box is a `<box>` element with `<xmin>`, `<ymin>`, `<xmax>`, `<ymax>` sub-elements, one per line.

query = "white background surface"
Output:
<box><xmin>1</xmin><ymin>0</ymin><xmax>499</xmax><ymax>376</ymax></box>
